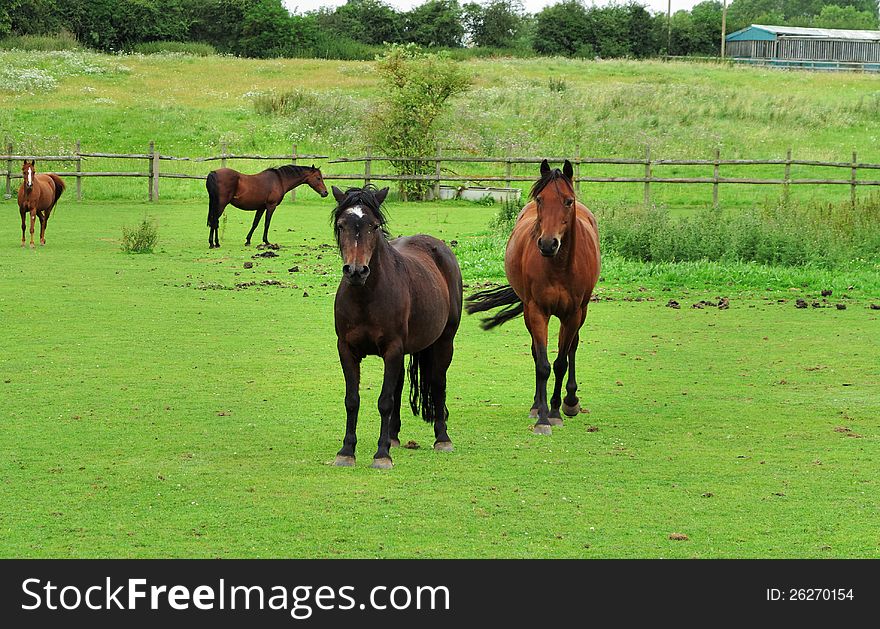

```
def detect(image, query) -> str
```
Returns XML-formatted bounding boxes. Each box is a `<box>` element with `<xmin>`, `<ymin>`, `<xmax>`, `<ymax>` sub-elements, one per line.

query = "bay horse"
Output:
<box><xmin>466</xmin><ymin>160</ymin><xmax>600</xmax><ymax>435</ymax></box>
<box><xmin>205</xmin><ymin>164</ymin><xmax>328</xmax><ymax>248</ymax></box>
<box><xmin>18</xmin><ymin>160</ymin><xmax>65</xmax><ymax>248</ymax></box>
<box><xmin>331</xmin><ymin>185</ymin><xmax>463</xmax><ymax>469</ymax></box>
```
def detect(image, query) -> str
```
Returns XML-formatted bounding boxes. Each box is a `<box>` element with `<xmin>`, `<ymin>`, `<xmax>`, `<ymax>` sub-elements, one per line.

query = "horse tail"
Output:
<box><xmin>206</xmin><ymin>171</ymin><xmax>220</xmax><ymax>228</ymax></box>
<box><xmin>47</xmin><ymin>174</ymin><xmax>65</xmax><ymax>207</ymax></box>
<box><xmin>465</xmin><ymin>284</ymin><xmax>523</xmax><ymax>330</ymax></box>
<box><xmin>408</xmin><ymin>350</ymin><xmax>439</xmax><ymax>424</ymax></box>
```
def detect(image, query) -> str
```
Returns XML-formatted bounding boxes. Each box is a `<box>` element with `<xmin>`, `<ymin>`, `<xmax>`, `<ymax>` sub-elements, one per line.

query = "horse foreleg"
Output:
<box><xmin>261</xmin><ymin>206</ymin><xmax>277</xmax><ymax>246</ymax></box>
<box><xmin>28</xmin><ymin>209</ymin><xmax>36</xmax><ymax>249</ymax></box>
<box><xmin>549</xmin><ymin>314</ymin><xmax>583</xmax><ymax>424</ymax></box>
<box><xmin>373</xmin><ymin>347</ymin><xmax>404</xmax><ymax>469</ymax></box>
<box><xmin>333</xmin><ymin>342</ymin><xmax>361</xmax><ymax>467</ymax></box>
<box><xmin>245</xmin><ymin>208</ymin><xmax>265</xmax><ymax>246</ymax></box>
<box><xmin>20</xmin><ymin>210</ymin><xmax>26</xmax><ymax>247</ymax></box>
<box><xmin>390</xmin><ymin>361</ymin><xmax>404</xmax><ymax>448</ymax></box>
<box><xmin>38</xmin><ymin>212</ymin><xmax>47</xmax><ymax>246</ymax></box>
<box><xmin>523</xmin><ymin>304</ymin><xmax>552</xmax><ymax>434</ymax></box>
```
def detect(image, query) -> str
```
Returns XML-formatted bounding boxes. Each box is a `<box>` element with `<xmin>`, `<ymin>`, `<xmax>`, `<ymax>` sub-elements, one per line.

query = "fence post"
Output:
<box><xmin>643</xmin><ymin>145</ymin><xmax>651</xmax><ymax>206</ymax></box>
<box><xmin>364</xmin><ymin>146</ymin><xmax>372</xmax><ymax>187</ymax></box>
<box><xmin>434</xmin><ymin>144</ymin><xmax>442</xmax><ymax>201</ymax></box>
<box><xmin>575</xmin><ymin>145</ymin><xmax>581</xmax><ymax>196</ymax></box>
<box><xmin>713</xmin><ymin>147</ymin><xmax>720</xmax><ymax>208</ymax></box>
<box><xmin>220</xmin><ymin>142</ymin><xmax>227</xmax><ymax>169</ymax></box>
<box><xmin>505</xmin><ymin>151</ymin><xmax>512</xmax><ymax>190</ymax></box>
<box><xmin>290</xmin><ymin>143</ymin><xmax>297</xmax><ymax>202</ymax></box>
<box><xmin>75</xmin><ymin>140</ymin><xmax>82</xmax><ymax>201</ymax></box>
<box><xmin>4</xmin><ymin>138</ymin><xmax>11</xmax><ymax>200</ymax></box>
<box><xmin>148</xmin><ymin>141</ymin><xmax>159</xmax><ymax>201</ymax></box>
<box><xmin>784</xmin><ymin>148</ymin><xmax>791</xmax><ymax>201</ymax></box>
<box><xmin>851</xmin><ymin>150</ymin><xmax>857</xmax><ymax>209</ymax></box>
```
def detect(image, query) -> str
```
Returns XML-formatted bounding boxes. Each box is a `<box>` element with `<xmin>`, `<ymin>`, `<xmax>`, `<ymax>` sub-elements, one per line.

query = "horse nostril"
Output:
<box><xmin>360</xmin><ymin>265</ymin><xmax>370</xmax><ymax>277</ymax></box>
<box><xmin>342</xmin><ymin>264</ymin><xmax>352</xmax><ymax>275</ymax></box>
<box><xmin>552</xmin><ymin>238</ymin><xmax>560</xmax><ymax>249</ymax></box>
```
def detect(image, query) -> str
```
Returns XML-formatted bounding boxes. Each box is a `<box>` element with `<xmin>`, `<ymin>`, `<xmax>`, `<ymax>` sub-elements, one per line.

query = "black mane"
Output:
<box><xmin>331</xmin><ymin>185</ymin><xmax>390</xmax><ymax>242</ymax></box>
<box><xmin>530</xmin><ymin>167</ymin><xmax>573</xmax><ymax>200</ymax></box>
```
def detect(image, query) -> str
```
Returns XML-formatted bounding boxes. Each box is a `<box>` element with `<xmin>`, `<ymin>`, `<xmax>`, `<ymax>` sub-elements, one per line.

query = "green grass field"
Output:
<box><xmin>1</xmin><ymin>198</ymin><xmax>877</xmax><ymax>558</ymax></box>
<box><xmin>3</xmin><ymin>51</ymin><xmax>880</xmax><ymax>208</ymax></box>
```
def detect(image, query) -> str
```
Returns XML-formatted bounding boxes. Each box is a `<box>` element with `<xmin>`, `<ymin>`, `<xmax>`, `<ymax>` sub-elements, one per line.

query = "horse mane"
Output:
<box><xmin>530</xmin><ymin>168</ymin><xmax>573</xmax><ymax>200</ymax></box>
<box><xmin>331</xmin><ymin>185</ymin><xmax>390</xmax><ymax>244</ymax></box>
<box><xmin>270</xmin><ymin>164</ymin><xmax>314</xmax><ymax>178</ymax></box>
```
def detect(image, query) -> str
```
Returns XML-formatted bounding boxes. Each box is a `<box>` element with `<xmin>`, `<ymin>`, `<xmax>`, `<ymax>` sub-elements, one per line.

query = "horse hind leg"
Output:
<box><xmin>20</xmin><ymin>211</ymin><xmax>26</xmax><ymax>247</ymax></box>
<box><xmin>390</xmin><ymin>361</ymin><xmax>404</xmax><ymax>448</ymax></box>
<box><xmin>245</xmin><ymin>208</ymin><xmax>265</xmax><ymax>246</ymax></box>
<box><xmin>428</xmin><ymin>338</ymin><xmax>454</xmax><ymax>451</ymax></box>
<box><xmin>549</xmin><ymin>315</ymin><xmax>582</xmax><ymax>424</ymax></box>
<box><xmin>561</xmin><ymin>331</ymin><xmax>582</xmax><ymax>417</ymax></box>
<box><xmin>38</xmin><ymin>212</ymin><xmax>48</xmax><ymax>246</ymax></box>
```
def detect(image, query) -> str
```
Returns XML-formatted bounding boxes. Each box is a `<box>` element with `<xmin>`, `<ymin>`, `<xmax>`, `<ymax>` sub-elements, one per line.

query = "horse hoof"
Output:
<box><xmin>371</xmin><ymin>457</ymin><xmax>393</xmax><ymax>470</ymax></box>
<box><xmin>532</xmin><ymin>423</ymin><xmax>553</xmax><ymax>435</ymax></box>
<box><xmin>562</xmin><ymin>402</ymin><xmax>581</xmax><ymax>417</ymax></box>
<box><xmin>433</xmin><ymin>441</ymin><xmax>454</xmax><ymax>452</ymax></box>
<box><xmin>548</xmin><ymin>415</ymin><xmax>564</xmax><ymax>427</ymax></box>
<box><xmin>529</xmin><ymin>408</ymin><xmax>539</xmax><ymax>419</ymax></box>
<box><xmin>390</xmin><ymin>438</ymin><xmax>401</xmax><ymax>448</ymax></box>
<box><xmin>333</xmin><ymin>455</ymin><xmax>355</xmax><ymax>467</ymax></box>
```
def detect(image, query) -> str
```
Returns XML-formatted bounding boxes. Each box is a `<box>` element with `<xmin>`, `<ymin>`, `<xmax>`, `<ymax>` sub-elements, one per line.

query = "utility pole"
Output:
<box><xmin>721</xmin><ymin>0</ymin><xmax>728</xmax><ymax>59</ymax></box>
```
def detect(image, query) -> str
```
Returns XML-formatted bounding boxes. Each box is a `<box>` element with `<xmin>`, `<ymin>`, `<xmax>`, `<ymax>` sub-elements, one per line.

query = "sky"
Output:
<box><xmin>282</xmin><ymin>0</ymin><xmax>707</xmax><ymax>18</ymax></box>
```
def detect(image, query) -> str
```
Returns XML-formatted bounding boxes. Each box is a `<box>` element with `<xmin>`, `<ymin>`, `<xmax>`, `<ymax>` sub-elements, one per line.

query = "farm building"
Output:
<box><xmin>726</xmin><ymin>24</ymin><xmax>880</xmax><ymax>71</ymax></box>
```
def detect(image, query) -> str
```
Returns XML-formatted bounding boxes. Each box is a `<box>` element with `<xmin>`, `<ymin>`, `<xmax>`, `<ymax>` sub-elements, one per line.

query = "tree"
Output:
<box><xmin>463</xmin><ymin>0</ymin><xmax>525</xmax><ymax>48</ymax></box>
<box><xmin>317</xmin><ymin>0</ymin><xmax>402</xmax><ymax>46</ymax></box>
<box><xmin>238</xmin><ymin>0</ymin><xmax>295</xmax><ymax>58</ymax></box>
<box><xmin>813</xmin><ymin>4</ymin><xmax>878</xmax><ymax>28</ymax></box>
<box><xmin>533</xmin><ymin>1</ymin><xmax>590</xmax><ymax>56</ymax></box>
<box><xmin>403</xmin><ymin>0</ymin><xmax>465</xmax><ymax>48</ymax></box>
<box><xmin>370</xmin><ymin>44</ymin><xmax>471</xmax><ymax>199</ymax></box>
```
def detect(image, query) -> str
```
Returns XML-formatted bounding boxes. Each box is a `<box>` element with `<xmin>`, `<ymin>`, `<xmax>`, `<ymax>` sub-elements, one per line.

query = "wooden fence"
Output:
<box><xmin>3</xmin><ymin>140</ymin><xmax>880</xmax><ymax>207</ymax></box>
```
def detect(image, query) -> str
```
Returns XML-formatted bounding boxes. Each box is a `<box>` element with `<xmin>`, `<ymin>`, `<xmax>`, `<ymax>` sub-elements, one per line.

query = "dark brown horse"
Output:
<box><xmin>205</xmin><ymin>164</ymin><xmax>328</xmax><ymax>248</ymax></box>
<box><xmin>466</xmin><ymin>160</ymin><xmax>600</xmax><ymax>435</ymax></box>
<box><xmin>18</xmin><ymin>160</ymin><xmax>65</xmax><ymax>248</ymax></box>
<box><xmin>331</xmin><ymin>185</ymin><xmax>463</xmax><ymax>469</ymax></box>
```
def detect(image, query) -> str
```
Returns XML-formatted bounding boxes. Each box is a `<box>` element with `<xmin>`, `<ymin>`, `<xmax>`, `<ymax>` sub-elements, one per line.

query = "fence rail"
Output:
<box><xmin>3</xmin><ymin>140</ymin><xmax>878</xmax><ymax>207</ymax></box>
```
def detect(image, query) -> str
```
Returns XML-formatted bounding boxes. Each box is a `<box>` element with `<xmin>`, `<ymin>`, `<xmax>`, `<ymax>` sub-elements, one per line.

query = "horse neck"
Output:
<box><xmin>278</xmin><ymin>168</ymin><xmax>308</xmax><ymax>193</ymax></box>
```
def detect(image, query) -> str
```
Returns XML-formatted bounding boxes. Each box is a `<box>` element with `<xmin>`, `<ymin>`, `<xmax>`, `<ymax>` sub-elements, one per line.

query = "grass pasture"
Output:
<box><xmin>0</xmin><ymin>198</ymin><xmax>877</xmax><ymax>558</ymax></box>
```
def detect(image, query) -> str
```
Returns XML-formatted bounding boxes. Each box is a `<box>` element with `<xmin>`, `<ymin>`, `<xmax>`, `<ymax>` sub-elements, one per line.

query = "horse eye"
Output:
<box><xmin>565</xmin><ymin>198</ymin><xmax>574</xmax><ymax>207</ymax></box>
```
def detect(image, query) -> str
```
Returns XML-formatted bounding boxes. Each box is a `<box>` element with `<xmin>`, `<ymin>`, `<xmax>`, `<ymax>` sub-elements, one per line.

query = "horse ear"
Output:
<box><xmin>375</xmin><ymin>187</ymin><xmax>389</xmax><ymax>205</ymax></box>
<box><xmin>332</xmin><ymin>186</ymin><xmax>346</xmax><ymax>204</ymax></box>
<box><xmin>563</xmin><ymin>159</ymin><xmax>574</xmax><ymax>180</ymax></box>
<box><xmin>540</xmin><ymin>159</ymin><xmax>550</xmax><ymax>176</ymax></box>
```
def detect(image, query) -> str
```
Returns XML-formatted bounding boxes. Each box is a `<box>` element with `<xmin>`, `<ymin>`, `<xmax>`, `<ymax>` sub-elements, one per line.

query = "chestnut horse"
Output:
<box><xmin>331</xmin><ymin>185</ymin><xmax>462</xmax><ymax>469</ymax></box>
<box><xmin>205</xmin><ymin>164</ymin><xmax>328</xmax><ymax>248</ymax></box>
<box><xmin>18</xmin><ymin>160</ymin><xmax>65</xmax><ymax>248</ymax></box>
<box><xmin>466</xmin><ymin>160</ymin><xmax>600</xmax><ymax>435</ymax></box>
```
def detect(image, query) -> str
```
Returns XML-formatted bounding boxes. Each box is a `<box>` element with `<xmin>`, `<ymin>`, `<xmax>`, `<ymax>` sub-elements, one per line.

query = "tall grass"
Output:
<box><xmin>0</xmin><ymin>31</ymin><xmax>81</xmax><ymax>51</ymax></box>
<box><xmin>595</xmin><ymin>195</ymin><xmax>880</xmax><ymax>268</ymax></box>
<box><xmin>132</xmin><ymin>41</ymin><xmax>216</xmax><ymax>56</ymax></box>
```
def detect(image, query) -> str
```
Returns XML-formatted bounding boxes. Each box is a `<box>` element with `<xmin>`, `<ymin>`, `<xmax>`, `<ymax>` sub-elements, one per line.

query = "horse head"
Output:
<box><xmin>532</xmin><ymin>159</ymin><xmax>575</xmax><ymax>257</ymax></box>
<box><xmin>22</xmin><ymin>160</ymin><xmax>35</xmax><ymax>191</ymax></box>
<box><xmin>306</xmin><ymin>165</ymin><xmax>329</xmax><ymax>198</ymax></box>
<box><xmin>332</xmin><ymin>185</ymin><xmax>390</xmax><ymax>286</ymax></box>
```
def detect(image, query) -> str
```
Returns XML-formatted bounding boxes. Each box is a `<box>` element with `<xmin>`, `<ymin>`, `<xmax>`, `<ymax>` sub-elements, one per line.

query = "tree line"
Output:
<box><xmin>2</xmin><ymin>0</ymin><xmax>878</xmax><ymax>59</ymax></box>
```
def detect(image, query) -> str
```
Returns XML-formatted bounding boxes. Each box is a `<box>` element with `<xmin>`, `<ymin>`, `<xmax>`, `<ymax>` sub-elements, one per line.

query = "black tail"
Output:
<box><xmin>465</xmin><ymin>284</ymin><xmax>523</xmax><ymax>330</ymax></box>
<box><xmin>206</xmin><ymin>171</ymin><xmax>220</xmax><ymax>228</ymax></box>
<box><xmin>408</xmin><ymin>350</ymin><xmax>440</xmax><ymax>424</ymax></box>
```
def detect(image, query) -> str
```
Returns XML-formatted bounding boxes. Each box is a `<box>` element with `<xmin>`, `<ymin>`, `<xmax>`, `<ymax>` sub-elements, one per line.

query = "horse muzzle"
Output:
<box><xmin>342</xmin><ymin>263</ymin><xmax>370</xmax><ymax>285</ymax></box>
<box><xmin>537</xmin><ymin>237</ymin><xmax>560</xmax><ymax>257</ymax></box>
<box><xmin>320</xmin><ymin>190</ymin><xmax>329</xmax><ymax>198</ymax></box>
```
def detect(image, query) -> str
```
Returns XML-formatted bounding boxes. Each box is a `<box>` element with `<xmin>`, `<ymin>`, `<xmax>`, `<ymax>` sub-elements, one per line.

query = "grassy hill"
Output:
<box><xmin>3</xmin><ymin>51</ymin><xmax>880</xmax><ymax>207</ymax></box>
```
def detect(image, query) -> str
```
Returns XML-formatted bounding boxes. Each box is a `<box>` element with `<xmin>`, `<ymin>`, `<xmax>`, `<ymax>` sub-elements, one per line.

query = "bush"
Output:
<box><xmin>132</xmin><ymin>40</ymin><xmax>216</xmax><ymax>56</ymax></box>
<box><xmin>121</xmin><ymin>217</ymin><xmax>159</xmax><ymax>253</ymax></box>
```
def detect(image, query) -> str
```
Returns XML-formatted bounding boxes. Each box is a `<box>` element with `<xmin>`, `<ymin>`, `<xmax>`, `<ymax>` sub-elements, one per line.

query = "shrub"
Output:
<box><xmin>121</xmin><ymin>218</ymin><xmax>159</xmax><ymax>254</ymax></box>
<box><xmin>132</xmin><ymin>41</ymin><xmax>216</xmax><ymax>56</ymax></box>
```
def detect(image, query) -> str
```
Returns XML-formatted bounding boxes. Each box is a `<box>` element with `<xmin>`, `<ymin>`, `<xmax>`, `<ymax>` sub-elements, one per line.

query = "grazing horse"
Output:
<box><xmin>331</xmin><ymin>185</ymin><xmax>462</xmax><ymax>469</ymax></box>
<box><xmin>205</xmin><ymin>164</ymin><xmax>328</xmax><ymax>248</ymax></box>
<box><xmin>466</xmin><ymin>160</ymin><xmax>600</xmax><ymax>435</ymax></box>
<box><xmin>17</xmin><ymin>160</ymin><xmax>65</xmax><ymax>248</ymax></box>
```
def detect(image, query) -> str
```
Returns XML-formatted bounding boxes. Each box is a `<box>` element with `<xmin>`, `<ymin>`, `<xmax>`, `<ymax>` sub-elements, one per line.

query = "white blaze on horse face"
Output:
<box><xmin>27</xmin><ymin>168</ymin><xmax>32</xmax><ymax>187</ymax></box>
<box><xmin>346</xmin><ymin>206</ymin><xmax>365</xmax><ymax>219</ymax></box>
